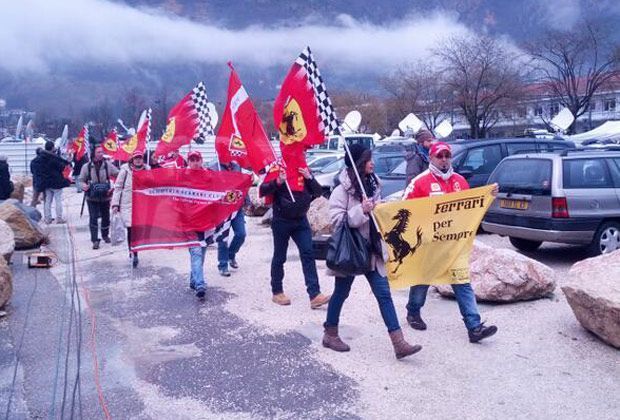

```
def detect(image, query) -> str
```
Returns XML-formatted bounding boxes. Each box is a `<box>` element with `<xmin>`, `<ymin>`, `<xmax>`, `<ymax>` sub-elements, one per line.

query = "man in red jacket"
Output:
<box><xmin>403</xmin><ymin>142</ymin><xmax>498</xmax><ymax>343</ymax></box>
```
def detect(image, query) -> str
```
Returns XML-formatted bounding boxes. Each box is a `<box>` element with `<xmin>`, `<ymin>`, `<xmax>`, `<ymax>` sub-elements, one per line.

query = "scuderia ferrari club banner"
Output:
<box><xmin>374</xmin><ymin>185</ymin><xmax>495</xmax><ymax>288</ymax></box>
<box><xmin>130</xmin><ymin>168</ymin><xmax>252</xmax><ymax>251</ymax></box>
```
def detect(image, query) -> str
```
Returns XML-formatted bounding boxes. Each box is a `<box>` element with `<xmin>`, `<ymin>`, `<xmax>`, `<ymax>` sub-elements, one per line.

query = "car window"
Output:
<box><xmin>563</xmin><ymin>159</ymin><xmax>613</xmax><ymax>189</ymax></box>
<box><xmin>460</xmin><ymin>145</ymin><xmax>503</xmax><ymax>175</ymax></box>
<box><xmin>346</xmin><ymin>137</ymin><xmax>374</xmax><ymax>149</ymax></box>
<box><xmin>309</xmin><ymin>156</ymin><xmax>338</xmax><ymax>170</ymax></box>
<box><xmin>317</xmin><ymin>158</ymin><xmax>344</xmax><ymax>173</ymax></box>
<box><xmin>389</xmin><ymin>160</ymin><xmax>407</xmax><ymax>176</ymax></box>
<box><xmin>490</xmin><ymin>158</ymin><xmax>552</xmax><ymax>195</ymax></box>
<box><xmin>374</xmin><ymin>156</ymin><xmax>404</xmax><ymax>175</ymax></box>
<box><xmin>506</xmin><ymin>142</ymin><xmax>537</xmax><ymax>155</ymax></box>
<box><xmin>608</xmin><ymin>158</ymin><xmax>620</xmax><ymax>186</ymax></box>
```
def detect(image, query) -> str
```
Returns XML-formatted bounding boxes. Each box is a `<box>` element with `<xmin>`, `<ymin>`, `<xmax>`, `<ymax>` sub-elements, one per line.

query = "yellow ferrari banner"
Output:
<box><xmin>374</xmin><ymin>185</ymin><xmax>495</xmax><ymax>288</ymax></box>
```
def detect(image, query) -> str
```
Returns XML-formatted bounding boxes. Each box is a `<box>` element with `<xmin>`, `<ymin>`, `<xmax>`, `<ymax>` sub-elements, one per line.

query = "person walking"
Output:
<box><xmin>29</xmin><ymin>148</ymin><xmax>45</xmax><ymax>207</ymax></box>
<box><xmin>79</xmin><ymin>146</ymin><xmax>119</xmax><ymax>249</ymax></box>
<box><xmin>259</xmin><ymin>164</ymin><xmax>330</xmax><ymax>309</ymax></box>
<box><xmin>186</xmin><ymin>151</ymin><xmax>208</xmax><ymax>299</ymax></box>
<box><xmin>39</xmin><ymin>141</ymin><xmax>71</xmax><ymax>223</ymax></box>
<box><xmin>404</xmin><ymin>129</ymin><xmax>433</xmax><ymax>186</ymax></box>
<box><xmin>0</xmin><ymin>155</ymin><xmax>13</xmax><ymax>201</ymax></box>
<box><xmin>322</xmin><ymin>144</ymin><xmax>422</xmax><ymax>359</ymax></box>
<box><xmin>403</xmin><ymin>142</ymin><xmax>498</xmax><ymax>343</ymax></box>
<box><xmin>111</xmin><ymin>151</ymin><xmax>149</xmax><ymax>268</ymax></box>
<box><xmin>216</xmin><ymin>161</ymin><xmax>246</xmax><ymax>277</ymax></box>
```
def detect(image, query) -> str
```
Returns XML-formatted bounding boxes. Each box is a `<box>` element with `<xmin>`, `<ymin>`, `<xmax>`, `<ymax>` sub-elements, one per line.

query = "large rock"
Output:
<box><xmin>307</xmin><ymin>196</ymin><xmax>332</xmax><ymax>236</ymax></box>
<box><xmin>245</xmin><ymin>187</ymin><xmax>269</xmax><ymax>217</ymax></box>
<box><xmin>0</xmin><ymin>257</ymin><xmax>12</xmax><ymax>308</ymax></box>
<box><xmin>562</xmin><ymin>251</ymin><xmax>620</xmax><ymax>348</ymax></box>
<box><xmin>260</xmin><ymin>208</ymin><xmax>273</xmax><ymax>226</ymax></box>
<box><xmin>435</xmin><ymin>241</ymin><xmax>556</xmax><ymax>302</ymax></box>
<box><xmin>0</xmin><ymin>220</ymin><xmax>15</xmax><ymax>263</ymax></box>
<box><xmin>0</xmin><ymin>202</ymin><xmax>46</xmax><ymax>249</ymax></box>
<box><xmin>9</xmin><ymin>179</ymin><xmax>25</xmax><ymax>203</ymax></box>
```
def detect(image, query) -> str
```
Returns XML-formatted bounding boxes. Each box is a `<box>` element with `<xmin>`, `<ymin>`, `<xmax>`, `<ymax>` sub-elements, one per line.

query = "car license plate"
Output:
<box><xmin>499</xmin><ymin>199</ymin><xmax>529</xmax><ymax>210</ymax></box>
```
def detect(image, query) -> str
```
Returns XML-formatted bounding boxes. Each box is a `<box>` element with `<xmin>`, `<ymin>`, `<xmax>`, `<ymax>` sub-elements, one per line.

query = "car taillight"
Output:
<box><xmin>552</xmin><ymin>197</ymin><xmax>569</xmax><ymax>218</ymax></box>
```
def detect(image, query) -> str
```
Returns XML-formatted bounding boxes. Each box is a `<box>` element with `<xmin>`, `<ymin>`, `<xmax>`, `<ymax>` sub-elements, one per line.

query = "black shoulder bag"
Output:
<box><xmin>88</xmin><ymin>162</ymin><xmax>111</xmax><ymax>199</ymax></box>
<box><xmin>326</xmin><ymin>193</ymin><xmax>371</xmax><ymax>276</ymax></box>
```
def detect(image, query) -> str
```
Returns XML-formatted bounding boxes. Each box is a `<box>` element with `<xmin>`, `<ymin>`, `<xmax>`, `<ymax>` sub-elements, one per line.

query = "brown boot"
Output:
<box><xmin>322</xmin><ymin>325</ymin><xmax>350</xmax><ymax>352</ymax></box>
<box><xmin>310</xmin><ymin>293</ymin><xmax>331</xmax><ymax>309</ymax></box>
<box><xmin>389</xmin><ymin>329</ymin><xmax>422</xmax><ymax>359</ymax></box>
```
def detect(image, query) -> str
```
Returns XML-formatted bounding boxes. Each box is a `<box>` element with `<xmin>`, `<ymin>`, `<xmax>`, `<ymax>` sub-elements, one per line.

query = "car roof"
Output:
<box><xmin>448</xmin><ymin>137</ymin><xmax>574</xmax><ymax>147</ymax></box>
<box><xmin>501</xmin><ymin>149</ymin><xmax>620</xmax><ymax>160</ymax></box>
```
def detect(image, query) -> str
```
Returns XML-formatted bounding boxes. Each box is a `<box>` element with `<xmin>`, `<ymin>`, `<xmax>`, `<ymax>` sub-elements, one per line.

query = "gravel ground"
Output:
<box><xmin>1</xmin><ymin>190</ymin><xmax>618</xmax><ymax>419</ymax></box>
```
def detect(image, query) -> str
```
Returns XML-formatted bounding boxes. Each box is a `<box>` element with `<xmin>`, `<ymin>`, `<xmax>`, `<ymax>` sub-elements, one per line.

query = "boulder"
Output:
<box><xmin>435</xmin><ymin>241</ymin><xmax>556</xmax><ymax>302</ymax></box>
<box><xmin>0</xmin><ymin>257</ymin><xmax>12</xmax><ymax>308</ymax></box>
<box><xmin>12</xmin><ymin>175</ymin><xmax>32</xmax><ymax>189</ymax></box>
<box><xmin>0</xmin><ymin>202</ymin><xmax>46</xmax><ymax>249</ymax></box>
<box><xmin>0</xmin><ymin>220</ymin><xmax>15</xmax><ymax>263</ymax></box>
<box><xmin>562</xmin><ymin>250</ymin><xmax>620</xmax><ymax>348</ymax></box>
<box><xmin>9</xmin><ymin>180</ymin><xmax>25</xmax><ymax>203</ymax></box>
<box><xmin>307</xmin><ymin>196</ymin><xmax>332</xmax><ymax>236</ymax></box>
<box><xmin>245</xmin><ymin>187</ymin><xmax>269</xmax><ymax>217</ymax></box>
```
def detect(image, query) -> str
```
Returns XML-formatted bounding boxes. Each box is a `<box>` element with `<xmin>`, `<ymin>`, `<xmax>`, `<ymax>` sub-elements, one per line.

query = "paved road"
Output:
<box><xmin>1</xmin><ymin>191</ymin><xmax>618</xmax><ymax>419</ymax></box>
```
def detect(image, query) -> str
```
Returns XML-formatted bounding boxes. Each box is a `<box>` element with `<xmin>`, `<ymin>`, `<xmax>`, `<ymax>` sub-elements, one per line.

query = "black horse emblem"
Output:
<box><xmin>281</xmin><ymin>111</ymin><xmax>299</xmax><ymax>136</ymax></box>
<box><xmin>383</xmin><ymin>209</ymin><xmax>423</xmax><ymax>274</ymax></box>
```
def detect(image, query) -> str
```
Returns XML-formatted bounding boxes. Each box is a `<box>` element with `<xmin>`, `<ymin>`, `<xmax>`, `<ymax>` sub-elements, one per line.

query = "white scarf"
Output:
<box><xmin>429</xmin><ymin>162</ymin><xmax>454</xmax><ymax>181</ymax></box>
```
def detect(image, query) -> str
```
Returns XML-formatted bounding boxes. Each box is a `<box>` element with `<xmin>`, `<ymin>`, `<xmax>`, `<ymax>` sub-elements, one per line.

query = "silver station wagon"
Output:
<box><xmin>482</xmin><ymin>148</ymin><xmax>620</xmax><ymax>256</ymax></box>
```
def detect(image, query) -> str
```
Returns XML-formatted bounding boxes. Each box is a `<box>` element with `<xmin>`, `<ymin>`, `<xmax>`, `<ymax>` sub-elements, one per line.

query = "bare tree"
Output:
<box><xmin>526</xmin><ymin>19</ymin><xmax>620</xmax><ymax>133</ymax></box>
<box><xmin>435</xmin><ymin>34</ymin><xmax>525</xmax><ymax>139</ymax></box>
<box><xmin>331</xmin><ymin>91</ymin><xmax>388</xmax><ymax>134</ymax></box>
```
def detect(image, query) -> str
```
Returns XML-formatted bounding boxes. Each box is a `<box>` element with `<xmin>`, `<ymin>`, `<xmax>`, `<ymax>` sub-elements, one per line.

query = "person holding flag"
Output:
<box><xmin>111</xmin><ymin>151</ymin><xmax>150</xmax><ymax>268</ymax></box>
<box><xmin>215</xmin><ymin>63</ymin><xmax>276</xmax><ymax>276</ymax></box>
<box><xmin>323</xmin><ymin>144</ymin><xmax>422</xmax><ymax>359</ymax></box>
<box><xmin>186</xmin><ymin>150</ymin><xmax>209</xmax><ymax>299</ymax></box>
<box><xmin>260</xmin><ymin>47</ymin><xmax>338</xmax><ymax>309</ymax></box>
<box><xmin>403</xmin><ymin>142</ymin><xmax>498</xmax><ymax>343</ymax></box>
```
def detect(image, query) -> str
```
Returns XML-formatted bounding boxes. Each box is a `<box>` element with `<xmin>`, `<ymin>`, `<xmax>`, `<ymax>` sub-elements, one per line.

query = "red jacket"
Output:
<box><xmin>404</xmin><ymin>169</ymin><xmax>469</xmax><ymax>199</ymax></box>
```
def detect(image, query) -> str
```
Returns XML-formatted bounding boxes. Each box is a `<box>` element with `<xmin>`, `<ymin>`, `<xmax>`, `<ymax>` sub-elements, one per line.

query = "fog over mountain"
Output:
<box><xmin>1</xmin><ymin>0</ymin><xmax>619</xmax><ymax>118</ymax></box>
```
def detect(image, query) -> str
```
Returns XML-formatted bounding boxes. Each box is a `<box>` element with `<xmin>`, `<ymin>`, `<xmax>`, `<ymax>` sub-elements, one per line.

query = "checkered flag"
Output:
<box><xmin>295</xmin><ymin>47</ymin><xmax>341</xmax><ymax>136</ymax></box>
<box><xmin>145</xmin><ymin>108</ymin><xmax>152</xmax><ymax>143</ymax></box>
<box><xmin>191</xmin><ymin>81</ymin><xmax>215</xmax><ymax>144</ymax></box>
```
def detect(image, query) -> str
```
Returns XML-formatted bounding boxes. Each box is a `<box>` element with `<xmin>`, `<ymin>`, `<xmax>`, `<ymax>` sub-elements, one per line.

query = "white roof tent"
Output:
<box><xmin>569</xmin><ymin>121</ymin><xmax>620</xmax><ymax>144</ymax></box>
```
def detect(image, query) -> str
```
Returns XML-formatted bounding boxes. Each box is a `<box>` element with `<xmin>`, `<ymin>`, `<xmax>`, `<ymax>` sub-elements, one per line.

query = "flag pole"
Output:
<box><xmin>340</xmin><ymin>134</ymin><xmax>379</xmax><ymax>226</ymax></box>
<box><xmin>266</xmin><ymin>136</ymin><xmax>295</xmax><ymax>202</ymax></box>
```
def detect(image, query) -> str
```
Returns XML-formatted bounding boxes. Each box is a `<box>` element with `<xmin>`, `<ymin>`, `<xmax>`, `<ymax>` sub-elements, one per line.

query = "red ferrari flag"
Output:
<box><xmin>102</xmin><ymin>129</ymin><xmax>119</xmax><ymax>158</ymax></box>
<box><xmin>273</xmin><ymin>47</ymin><xmax>340</xmax><ymax>190</ymax></box>
<box><xmin>215</xmin><ymin>63</ymin><xmax>276</xmax><ymax>173</ymax></box>
<box><xmin>115</xmin><ymin>109</ymin><xmax>151</xmax><ymax>161</ymax></box>
<box><xmin>71</xmin><ymin>125</ymin><xmax>89</xmax><ymax>161</ymax></box>
<box><xmin>154</xmin><ymin>82</ymin><xmax>214</xmax><ymax>158</ymax></box>
<box><xmin>130</xmin><ymin>168</ymin><xmax>252</xmax><ymax>251</ymax></box>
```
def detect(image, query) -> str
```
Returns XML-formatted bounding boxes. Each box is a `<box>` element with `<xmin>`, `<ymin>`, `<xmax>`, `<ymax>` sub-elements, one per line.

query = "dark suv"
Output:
<box><xmin>482</xmin><ymin>148</ymin><xmax>620</xmax><ymax>255</ymax></box>
<box><xmin>382</xmin><ymin>138</ymin><xmax>576</xmax><ymax>200</ymax></box>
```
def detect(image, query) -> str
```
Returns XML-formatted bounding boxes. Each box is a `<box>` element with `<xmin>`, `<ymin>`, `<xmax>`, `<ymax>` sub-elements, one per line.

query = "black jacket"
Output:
<box><xmin>0</xmin><ymin>161</ymin><xmax>13</xmax><ymax>200</ymax></box>
<box><xmin>39</xmin><ymin>151</ymin><xmax>71</xmax><ymax>190</ymax></box>
<box><xmin>259</xmin><ymin>177</ymin><xmax>322</xmax><ymax>220</ymax></box>
<box><xmin>30</xmin><ymin>154</ymin><xmax>45</xmax><ymax>191</ymax></box>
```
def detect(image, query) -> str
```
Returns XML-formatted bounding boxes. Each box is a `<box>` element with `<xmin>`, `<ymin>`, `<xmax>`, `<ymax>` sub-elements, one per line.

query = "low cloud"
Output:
<box><xmin>0</xmin><ymin>0</ymin><xmax>471</xmax><ymax>74</ymax></box>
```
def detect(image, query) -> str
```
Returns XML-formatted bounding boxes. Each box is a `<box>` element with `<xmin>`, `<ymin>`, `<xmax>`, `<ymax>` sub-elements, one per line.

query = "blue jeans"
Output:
<box><xmin>189</xmin><ymin>246</ymin><xmax>207</xmax><ymax>290</ymax></box>
<box><xmin>217</xmin><ymin>211</ymin><xmax>246</xmax><ymax>270</ymax></box>
<box><xmin>406</xmin><ymin>283</ymin><xmax>481</xmax><ymax>330</ymax></box>
<box><xmin>270</xmin><ymin>216</ymin><xmax>320</xmax><ymax>299</ymax></box>
<box><xmin>44</xmin><ymin>188</ymin><xmax>63</xmax><ymax>222</ymax></box>
<box><xmin>326</xmin><ymin>271</ymin><xmax>401</xmax><ymax>333</ymax></box>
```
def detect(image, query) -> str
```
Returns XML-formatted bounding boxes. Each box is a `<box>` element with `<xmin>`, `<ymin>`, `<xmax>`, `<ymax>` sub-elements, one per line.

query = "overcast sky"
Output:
<box><xmin>0</xmin><ymin>0</ymin><xmax>477</xmax><ymax>74</ymax></box>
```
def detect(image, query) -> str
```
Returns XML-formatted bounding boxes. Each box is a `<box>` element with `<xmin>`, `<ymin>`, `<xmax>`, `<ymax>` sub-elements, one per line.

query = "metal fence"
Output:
<box><xmin>2</xmin><ymin>139</ymin><xmax>282</xmax><ymax>176</ymax></box>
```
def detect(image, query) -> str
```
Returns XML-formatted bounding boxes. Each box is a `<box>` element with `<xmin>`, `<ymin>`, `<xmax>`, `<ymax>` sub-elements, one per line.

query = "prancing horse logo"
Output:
<box><xmin>383</xmin><ymin>209</ymin><xmax>423</xmax><ymax>274</ymax></box>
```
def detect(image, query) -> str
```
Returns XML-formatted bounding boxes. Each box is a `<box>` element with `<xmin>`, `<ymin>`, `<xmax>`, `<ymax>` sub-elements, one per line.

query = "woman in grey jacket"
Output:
<box><xmin>323</xmin><ymin>144</ymin><xmax>422</xmax><ymax>359</ymax></box>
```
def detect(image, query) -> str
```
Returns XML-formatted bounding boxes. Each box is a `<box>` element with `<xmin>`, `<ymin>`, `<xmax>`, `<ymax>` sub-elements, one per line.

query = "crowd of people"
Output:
<box><xmin>9</xmin><ymin>129</ymin><xmax>497</xmax><ymax>361</ymax></box>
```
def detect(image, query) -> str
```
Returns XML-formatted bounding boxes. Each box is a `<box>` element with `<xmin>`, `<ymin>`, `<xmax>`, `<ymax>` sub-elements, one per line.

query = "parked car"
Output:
<box><xmin>311</xmin><ymin>134</ymin><xmax>376</xmax><ymax>153</ymax></box>
<box><xmin>314</xmin><ymin>157</ymin><xmax>346</xmax><ymax>197</ymax></box>
<box><xmin>482</xmin><ymin>148</ymin><xmax>620</xmax><ymax>255</ymax></box>
<box><xmin>381</xmin><ymin>137</ymin><xmax>577</xmax><ymax>199</ymax></box>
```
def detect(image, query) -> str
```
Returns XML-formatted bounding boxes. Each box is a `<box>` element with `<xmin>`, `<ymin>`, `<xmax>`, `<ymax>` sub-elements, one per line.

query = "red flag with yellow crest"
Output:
<box><xmin>154</xmin><ymin>82</ymin><xmax>214</xmax><ymax>158</ymax></box>
<box><xmin>273</xmin><ymin>47</ymin><xmax>340</xmax><ymax>191</ymax></box>
<box><xmin>114</xmin><ymin>109</ymin><xmax>151</xmax><ymax>161</ymax></box>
